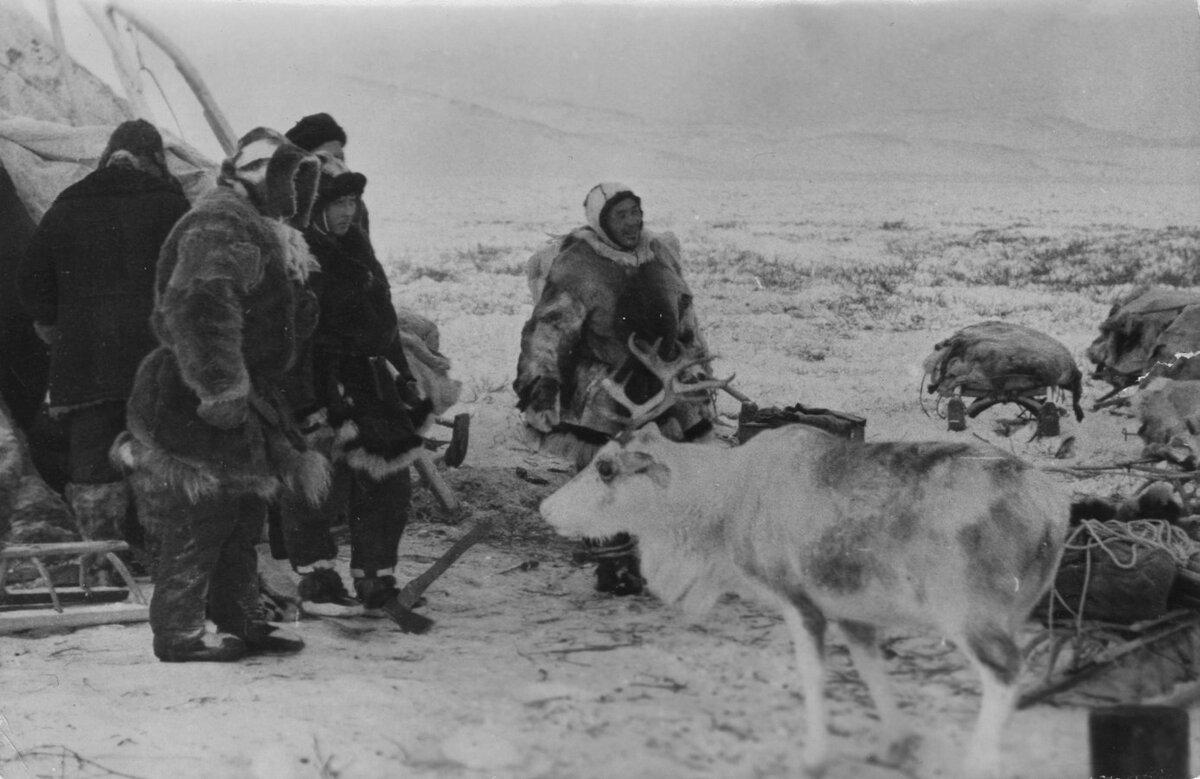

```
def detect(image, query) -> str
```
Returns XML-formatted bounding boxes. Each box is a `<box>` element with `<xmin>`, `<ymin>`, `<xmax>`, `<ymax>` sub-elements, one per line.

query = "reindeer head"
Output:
<box><xmin>543</xmin><ymin>337</ymin><xmax>731</xmax><ymax>538</ymax></box>
<box><xmin>540</xmin><ymin>425</ymin><xmax>675</xmax><ymax>539</ymax></box>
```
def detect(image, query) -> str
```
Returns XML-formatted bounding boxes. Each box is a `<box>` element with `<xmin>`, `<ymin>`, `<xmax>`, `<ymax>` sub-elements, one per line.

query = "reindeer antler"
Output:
<box><xmin>599</xmin><ymin>335</ymin><xmax>733</xmax><ymax>430</ymax></box>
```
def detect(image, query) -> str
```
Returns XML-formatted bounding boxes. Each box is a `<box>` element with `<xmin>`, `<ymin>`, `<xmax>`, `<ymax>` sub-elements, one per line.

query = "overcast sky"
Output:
<box><xmin>25</xmin><ymin>0</ymin><xmax>1200</xmax><ymax>178</ymax></box>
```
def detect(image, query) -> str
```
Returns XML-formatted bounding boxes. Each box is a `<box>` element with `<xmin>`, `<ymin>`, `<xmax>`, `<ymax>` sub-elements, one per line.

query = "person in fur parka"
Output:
<box><xmin>514</xmin><ymin>182</ymin><xmax>718</xmax><ymax>595</ymax></box>
<box><xmin>115</xmin><ymin>127</ymin><xmax>329</xmax><ymax>663</ymax></box>
<box><xmin>277</xmin><ymin>153</ymin><xmax>433</xmax><ymax>618</ymax></box>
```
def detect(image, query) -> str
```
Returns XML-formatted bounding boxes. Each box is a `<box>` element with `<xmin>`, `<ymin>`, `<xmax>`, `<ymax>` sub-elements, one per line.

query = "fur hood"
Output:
<box><xmin>218</xmin><ymin>127</ymin><xmax>320</xmax><ymax>229</ymax></box>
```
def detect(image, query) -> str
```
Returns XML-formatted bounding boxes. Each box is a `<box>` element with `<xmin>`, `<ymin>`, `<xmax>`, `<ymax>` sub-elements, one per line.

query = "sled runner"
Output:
<box><xmin>0</xmin><ymin>540</ymin><xmax>149</xmax><ymax>634</ymax></box>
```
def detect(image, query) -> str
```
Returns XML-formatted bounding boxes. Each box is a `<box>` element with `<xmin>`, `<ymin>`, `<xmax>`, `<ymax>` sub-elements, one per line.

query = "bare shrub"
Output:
<box><xmin>410</xmin><ymin>265</ymin><xmax>459</xmax><ymax>283</ymax></box>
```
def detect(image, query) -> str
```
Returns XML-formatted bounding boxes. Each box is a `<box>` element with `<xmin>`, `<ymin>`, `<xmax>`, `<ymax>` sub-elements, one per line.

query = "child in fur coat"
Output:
<box><xmin>277</xmin><ymin>153</ymin><xmax>433</xmax><ymax>618</ymax></box>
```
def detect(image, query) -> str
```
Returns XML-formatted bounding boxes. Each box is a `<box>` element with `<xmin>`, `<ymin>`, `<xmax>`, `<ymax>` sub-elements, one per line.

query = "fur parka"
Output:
<box><xmin>122</xmin><ymin>185</ymin><xmax>327</xmax><ymax>503</ymax></box>
<box><xmin>514</xmin><ymin>228</ymin><xmax>716</xmax><ymax>441</ymax></box>
<box><xmin>303</xmin><ymin>224</ymin><xmax>432</xmax><ymax>478</ymax></box>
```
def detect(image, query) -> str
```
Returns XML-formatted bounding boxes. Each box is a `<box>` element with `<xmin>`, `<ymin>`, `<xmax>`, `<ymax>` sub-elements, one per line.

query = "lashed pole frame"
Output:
<box><xmin>87</xmin><ymin>1</ymin><xmax>238</xmax><ymax>157</ymax></box>
<box><xmin>79</xmin><ymin>0</ymin><xmax>151</xmax><ymax>122</ymax></box>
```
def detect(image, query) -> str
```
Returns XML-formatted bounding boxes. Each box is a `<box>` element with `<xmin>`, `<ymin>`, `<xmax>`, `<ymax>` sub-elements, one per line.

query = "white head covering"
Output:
<box><xmin>583</xmin><ymin>182</ymin><xmax>641</xmax><ymax>249</ymax></box>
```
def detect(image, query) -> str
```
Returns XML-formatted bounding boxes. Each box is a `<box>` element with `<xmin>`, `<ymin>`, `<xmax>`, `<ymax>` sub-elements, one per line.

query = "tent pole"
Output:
<box><xmin>80</xmin><ymin>0</ymin><xmax>151</xmax><ymax>121</ymax></box>
<box><xmin>104</xmin><ymin>1</ymin><xmax>238</xmax><ymax>156</ymax></box>
<box><xmin>45</xmin><ymin>0</ymin><xmax>80</xmax><ymax>125</ymax></box>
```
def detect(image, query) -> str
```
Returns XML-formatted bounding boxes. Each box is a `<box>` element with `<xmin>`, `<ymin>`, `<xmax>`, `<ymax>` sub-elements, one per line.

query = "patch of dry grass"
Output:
<box><xmin>376</xmin><ymin>180</ymin><xmax>1200</xmax><ymax>384</ymax></box>
<box><xmin>889</xmin><ymin>226</ymin><xmax>1200</xmax><ymax>291</ymax></box>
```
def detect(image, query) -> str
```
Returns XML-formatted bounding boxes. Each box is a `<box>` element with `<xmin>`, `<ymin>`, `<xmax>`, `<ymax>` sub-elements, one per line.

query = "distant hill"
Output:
<box><xmin>338</xmin><ymin>74</ymin><xmax>1200</xmax><ymax>184</ymax></box>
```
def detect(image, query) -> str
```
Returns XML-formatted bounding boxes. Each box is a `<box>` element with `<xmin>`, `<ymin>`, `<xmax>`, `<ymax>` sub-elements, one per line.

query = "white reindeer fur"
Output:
<box><xmin>540</xmin><ymin>423</ymin><xmax>1071</xmax><ymax>778</ymax></box>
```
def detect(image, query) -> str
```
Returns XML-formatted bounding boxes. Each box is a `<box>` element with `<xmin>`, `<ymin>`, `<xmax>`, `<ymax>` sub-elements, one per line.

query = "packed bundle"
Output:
<box><xmin>922</xmin><ymin>320</ymin><xmax>1083</xmax><ymax>432</ymax></box>
<box><xmin>1087</xmin><ymin>286</ymin><xmax>1200</xmax><ymax>393</ymax></box>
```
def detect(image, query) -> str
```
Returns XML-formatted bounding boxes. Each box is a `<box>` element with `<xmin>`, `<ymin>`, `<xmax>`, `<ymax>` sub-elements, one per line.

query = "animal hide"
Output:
<box><xmin>1087</xmin><ymin>286</ymin><xmax>1200</xmax><ymax>390</ymax></box>
<box><xmin>923</xmin><ymin>320</ymin><xmax>1084</xmax><ymax>421</ymax></box>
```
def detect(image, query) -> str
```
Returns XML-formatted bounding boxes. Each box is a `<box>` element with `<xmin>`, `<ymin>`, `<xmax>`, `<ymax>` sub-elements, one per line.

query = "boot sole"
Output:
<box><xmin>301</xmin><ymin>599</ymin><xmax>364</xmax><ymax>617</ymax></box>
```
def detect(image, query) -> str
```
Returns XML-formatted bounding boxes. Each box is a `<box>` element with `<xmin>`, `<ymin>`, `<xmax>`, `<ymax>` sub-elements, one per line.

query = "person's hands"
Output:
<box><xmin>524</xmin><ymin>377</ymin><xmax>560</xmax><ymax>433</ymax></box>
<box><xmin>396</xmin><ymin>376</ymin><xmax>434</xmax><ymax>431</ymax></box>
<box><xmin>294</xmin><ymin>288</ymin><xmax>319</xmax><ymax>340</ymax></box>
<box><xmin>395</xmin><ymin>376</ymin><xmax>424</xmax><ymax>408</ymax></box>
<box><xmin>197</xmin><ymin>395</ymin><xmax>248</xmax><ymax>429</ymax></box>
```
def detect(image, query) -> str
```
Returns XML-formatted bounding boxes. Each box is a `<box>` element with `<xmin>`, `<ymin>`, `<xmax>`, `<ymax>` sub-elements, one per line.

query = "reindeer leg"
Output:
<box><xmin>957</xmin><ymin>624</ymin><xmax>1022</xmax><ymax>779</ymax></box>
<box><xmin>779</xmin><ymin>595</ymin><xmax>830</xmax><ymax>777</ymax></box>
<box><xmin>839</xmin><ymin>620</ymin><xmax>916</xmax><ymax>767</ymax></box>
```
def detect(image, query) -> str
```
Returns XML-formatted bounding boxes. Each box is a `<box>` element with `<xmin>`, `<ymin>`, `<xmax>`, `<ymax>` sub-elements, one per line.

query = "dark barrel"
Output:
<box><xmin>1089</xmin><ymin>705</ymin><xmax>1189</xmax><ymax>779</ymax></box>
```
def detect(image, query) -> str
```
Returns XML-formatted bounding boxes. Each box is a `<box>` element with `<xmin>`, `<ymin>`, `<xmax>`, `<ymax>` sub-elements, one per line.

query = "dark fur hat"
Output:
<box><xmin>285</xmin><ymin>112</ymin><xmax>347</xmax><ymax>152</ymax></box>
<box><xmin>315</xmin><ymin>152</ymin><xmax>366</xmax><ymax>206</ymax></box>
<box><xmin>98</xmin><ymin>119</ymin><xmax>164</xmax><ymax>168</ymax></box>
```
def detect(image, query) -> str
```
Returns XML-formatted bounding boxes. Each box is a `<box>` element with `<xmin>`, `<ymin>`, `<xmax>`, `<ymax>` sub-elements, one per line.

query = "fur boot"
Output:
<box><xmin>65</xmin><ymin>481</ymin><xmax>130</xmax><ymax>542</ymax></box>
<box><xmin>65</xmin><ymin>480</ymin><xmax>136</xmax><ymax>585</ymax></box>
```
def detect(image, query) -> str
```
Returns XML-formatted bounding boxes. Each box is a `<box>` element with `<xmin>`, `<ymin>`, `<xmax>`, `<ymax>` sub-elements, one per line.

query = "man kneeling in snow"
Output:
<box><xmin>515</xmin><ymin>182</ymin><xmax>718</xmax><ymax>596</ymax></box>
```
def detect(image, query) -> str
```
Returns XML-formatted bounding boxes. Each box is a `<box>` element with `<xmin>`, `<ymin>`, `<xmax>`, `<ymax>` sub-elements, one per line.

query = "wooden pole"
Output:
<box><xmin>45</xmin><ymin>0</ymin><xmax>80</xmax><ymax>125</ymax></box>
<box><xmin>105</xmin><ymin>2</ymin><xmax>238</xmax><ymax>156</ymax></box>
<box><xmin>0</xmin><ymin>604</ymin><xmax>149</xmax><ymax>635</ymax></box>
<box><xmin>0</xmin><ymin>540</ymin><xmax>130</xmax><ymax>559</ymax></box>
<box><xmin>80</xmin><ymin>0</ymin><xmax>153</xmax><ymax>120</ymax></box>
<box><xmin>414</xmin><ymin>455</ymin><xmax>461</xmax><ymax>516</ymax></box>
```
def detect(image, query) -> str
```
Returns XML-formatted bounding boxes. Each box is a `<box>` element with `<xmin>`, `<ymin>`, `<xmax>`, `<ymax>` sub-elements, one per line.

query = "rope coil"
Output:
<box><xmin>1048</xmin><ymin>518</ymin><xmax>1197</xmax><ymax>628</ymax></box>
<box><xmin>1063</xmin><ymin>518</ymin><xmax>1197</xmax><ymax>569</ymax></box>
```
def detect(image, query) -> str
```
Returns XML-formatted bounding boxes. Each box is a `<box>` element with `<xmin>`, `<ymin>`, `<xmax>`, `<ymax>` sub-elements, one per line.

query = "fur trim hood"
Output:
<box><xmin>572</xmin><ymin>182</ymin><xmax>655</xmax><ymax>264</ymax></box>
<box><xmin>314</xmin><ymin>152</ymin><xmax>367</xmax><ymax>207</ymax></box>
<box><xmin>562</xmin><ymin>226</ymin><xmax>672</xmax><ymax>269</ymax></box>
<box><xmin>218</xmin><ymin>127</ymin><xmax>320</xmax><ymax>228</ymax></box>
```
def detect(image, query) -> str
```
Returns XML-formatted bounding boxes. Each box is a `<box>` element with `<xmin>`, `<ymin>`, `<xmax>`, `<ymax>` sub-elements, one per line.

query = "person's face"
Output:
<box><xmin>323</xmin><ymin>195</ymin><xmax>358</xmax><ymax>236</ymax></box>
<box><xmin>314</xmin><ymin>140</ymin><xmax>345</xmax><ymax>161</ymax></box>
<box><xmin>604</xmin><ymin>198</ymin><xmax>643</xmax><ymax>250</ymax></box>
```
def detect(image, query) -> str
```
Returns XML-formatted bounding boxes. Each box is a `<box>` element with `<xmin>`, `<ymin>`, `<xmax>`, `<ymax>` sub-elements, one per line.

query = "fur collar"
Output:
<box><xmin>565</xmin><ymin>226</ymin><xmax>665</xmax><ymax>267</ymax></box>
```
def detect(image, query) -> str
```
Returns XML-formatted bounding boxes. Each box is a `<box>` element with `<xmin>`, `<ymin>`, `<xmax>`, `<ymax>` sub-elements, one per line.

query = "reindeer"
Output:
<box><xmin>539</xmin><ymin>338</ymin><xmax>1071</xmax><ymax>778</ymax></box>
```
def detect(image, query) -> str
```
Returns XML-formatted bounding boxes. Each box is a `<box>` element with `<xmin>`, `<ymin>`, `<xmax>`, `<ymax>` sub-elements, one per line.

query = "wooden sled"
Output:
<box><xmin>0</xmin><ymin>540</ymin><xmax>149</xmax><ymax>635</ymax></box>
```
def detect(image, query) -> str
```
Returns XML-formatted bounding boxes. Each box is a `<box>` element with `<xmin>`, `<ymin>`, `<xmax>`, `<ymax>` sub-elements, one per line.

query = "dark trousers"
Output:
<box><xmin>0</xmin><ymin>318</ymin><xmax>48</xmax><ymax>430</ymax></box>
<box><xmin>280</xmin><ymin>461</ymin><xmax>410</xmax><ymax>576</ymax></box>
<box><xmin>65</xmin><ymin>400</ymin><xmax>126</xmax><ymax>484</ymax></box>
<box><xmin>143</xmin><ymin>483</ymin><xmax>265</xmax><ymax>641</ymax></box>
